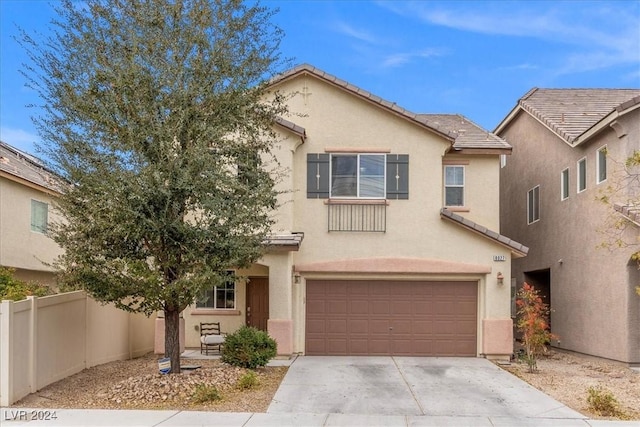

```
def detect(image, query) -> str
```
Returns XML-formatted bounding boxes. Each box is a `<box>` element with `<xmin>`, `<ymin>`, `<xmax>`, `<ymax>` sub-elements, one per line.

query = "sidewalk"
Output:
<box><xmin>2</xmin><ymin>408</ymin><xmax>639</xmax><ymax>427</ymax></box>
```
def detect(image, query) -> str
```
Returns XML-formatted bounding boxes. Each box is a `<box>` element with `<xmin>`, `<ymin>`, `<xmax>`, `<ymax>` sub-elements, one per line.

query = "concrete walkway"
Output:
<box><xmin>2</xmin><ymin>408</ymin><xmax>638</xmax><ymax>426</ymax></box>
<box><xmin>2</xmin><ymin>354</ymin><xmax>638</xmax><ymax>426</ymax></box>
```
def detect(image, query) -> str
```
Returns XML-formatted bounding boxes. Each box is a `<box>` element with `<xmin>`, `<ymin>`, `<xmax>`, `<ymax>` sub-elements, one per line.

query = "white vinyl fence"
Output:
<box><xmin>0</xmin><ymin>291</ymin><xmax>155</xmax><ymax>406</ymax></box>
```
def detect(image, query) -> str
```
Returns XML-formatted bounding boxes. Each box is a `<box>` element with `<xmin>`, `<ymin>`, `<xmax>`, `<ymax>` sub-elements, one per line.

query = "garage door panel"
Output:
<box><xmin>369</xmin><ymin>319</ymin><xmax>391</xmax><ymax>333</ymax></box>
<box><xmin>390</xmin><ymin>300</ymin><xmax>412</xmax><ymax>314</ymax></box>
<box><xmin>349</xmin><ymin>300</ymin><xmax>369</xmax><ymax>314</ymax></box>
<box><xmin>371</xmin><ymin>300</ymin><xmax>391</xmax><ymax>314</ymax></box>
<box><xmin>368</xmin><ymin>339</ymin><xmax>391</xmax><ymax>354</ymax></box>
<box><xmin>327</xmin><ymin>319</ymin><xmax>347</xmax><ymax>333</ymax></box>
<box><xmin>306</xmin><ymin>280</ymin><xmax>477</xmax><ymax>356</ymax></box>
<box><xmin>327</xmin><ymin>300</ymin><xmax>347</xmax><ymax>314</ymax></box>
<box><xmin>326</xmin><ymin>339</ymin><xmax>348</xmax><ymax>355</ymax></box>
<box><xmin>349</xmin><ymin>319</ymin><xmax>369</xmax><ymax>333</ymax></box>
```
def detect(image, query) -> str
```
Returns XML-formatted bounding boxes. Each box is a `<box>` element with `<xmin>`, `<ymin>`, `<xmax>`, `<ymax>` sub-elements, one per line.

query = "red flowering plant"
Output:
<box><xmin>516</xmin><ymin>282</ymin><xmax>558</xmax><ymax>372</ymax></box>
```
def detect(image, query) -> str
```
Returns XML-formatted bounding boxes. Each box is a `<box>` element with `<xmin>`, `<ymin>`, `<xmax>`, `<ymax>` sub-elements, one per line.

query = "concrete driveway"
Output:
<box><xmin>267</xmin><ymin>356</ymin><xmax>585</xmax><ymax>420</ymax></box>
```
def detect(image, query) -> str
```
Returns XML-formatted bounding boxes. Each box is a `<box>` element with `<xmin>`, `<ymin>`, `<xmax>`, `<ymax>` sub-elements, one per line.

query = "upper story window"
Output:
<box><xmin>527</xmin><ymin>185</ymin><xmax>540</xmax><ymax>224</ymax></box>
<box><xmin>577</xmin><ymin>157</ymin><xmax>587</xmax><ymax>193</ymax></box>
<box><xmin>31</xmin><ymin>199</ymin><xmax>48</xmax><ymax>234</ymax></box>
<box><xmin>597</xmin><ymin>146</ymin><xmax>607</xmax><ymax>184</ymax></box>
<box><xmin>444</xmin><ymin>165</ymin><xmax>465</xmax><ymax>207</ymax></box>
<box><xmin>561</xmin><ymin>168</ymin><xmax>569</xmax><ymax>201</ymax></box>
<box><xmin>330</xmin><ymin>154</ymin><xmax>385</xmax><ymax>198</ymax></box>
<box><xmin>196</xmin><ymin>271</ymin><xmax>236</xmax><ymax>309</ymax></box>
<box><xmin>307</xmin><ymin>153</ymin><xmax>408</xmax><ymax>200</ymax></box>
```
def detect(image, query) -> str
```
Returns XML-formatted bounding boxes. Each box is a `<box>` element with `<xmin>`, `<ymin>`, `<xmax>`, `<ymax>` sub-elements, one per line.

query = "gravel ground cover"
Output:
<box><xmin>14</xmin><ymin>353</ymin><xmax>287</xmax><ymax>412</ymax></box>
<box><xmin>500</xmin><ymin>350</ymin><xmax>640</xmax><ymax>421</ymax></box>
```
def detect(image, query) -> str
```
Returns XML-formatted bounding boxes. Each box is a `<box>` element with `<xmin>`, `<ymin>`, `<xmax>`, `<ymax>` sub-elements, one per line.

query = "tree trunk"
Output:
<box><xmin>164</xmin><ymin>308</ymin><xmax>181</xmax><ymax>374</ymax></box>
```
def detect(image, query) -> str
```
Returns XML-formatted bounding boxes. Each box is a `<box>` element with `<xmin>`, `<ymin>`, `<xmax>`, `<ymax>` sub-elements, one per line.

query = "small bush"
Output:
<box><xmin>0</xmin><ymin>267</ymin><xmax>53</xmax><ymax>301</ymax></box>
<box><xmin>237</xmin><ymin>370</ymin><xmax>259</xmax><ymax>390</ymax></box>
<box><xmin>587</xmin><ymin>386</ymin><xmax>621</xmax><ymax>417</ymax></box>
<box><xmin>221</xmin><ymin>326</ymin><xmax>277</xmax><ymax>369</ymax></box>
<box><xmin>191</xmin><ymin>384</ymin><xmax>222</xmax><ymax>403</ymax></box>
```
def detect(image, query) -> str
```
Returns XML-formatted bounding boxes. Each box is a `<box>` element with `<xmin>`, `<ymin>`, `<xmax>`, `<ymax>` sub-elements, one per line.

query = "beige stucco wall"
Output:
<box><xmin>499</xmin><ymin>108</ymin><xmax>640</xmax><ymax>364</ymax></box>
<box><xmin>0</xmin><ymin>177</ymin><xmax>63</xmax><ymax>282</ymax></box>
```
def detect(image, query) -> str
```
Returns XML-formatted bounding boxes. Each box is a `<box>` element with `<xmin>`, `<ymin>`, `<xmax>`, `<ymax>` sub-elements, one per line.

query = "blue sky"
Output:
<box><xmin>1</xmin><ymin>0</ymin><xmax>639</xmax><ymax>156</ymax></box>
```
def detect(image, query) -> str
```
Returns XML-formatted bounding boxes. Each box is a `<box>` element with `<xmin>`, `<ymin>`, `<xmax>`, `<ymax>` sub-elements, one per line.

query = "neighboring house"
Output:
<box><xmin>496</xmin><ymin>88</ymin><xmax>640</xmax><ymax>365</ymax></box>
<box><xmin>0</xmin><ymin>141</ymin><xmax>63</xmax><ymax>285</ymax></box>
<box><xmin>183</xmin><ymin>64</ymin><xmax>528</xmax><ymax>359</ymax></box>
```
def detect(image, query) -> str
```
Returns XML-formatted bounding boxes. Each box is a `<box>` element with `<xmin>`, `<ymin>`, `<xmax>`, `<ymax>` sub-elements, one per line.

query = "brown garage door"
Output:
<box><xmin>305</xmin><ymin>280</ymin><xmax>477</xmax><ymax>356</ymax></box>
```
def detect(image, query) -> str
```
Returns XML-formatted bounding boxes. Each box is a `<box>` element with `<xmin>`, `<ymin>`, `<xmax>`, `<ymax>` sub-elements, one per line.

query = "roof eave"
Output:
<box><xmin>440</xmin><ymin>208</ymin><xmax>529</xmax><ymax>258</ymax></box>
<box><xmin>446</xmin><ymin>147</ymin><xmax>513</xmax><ymax>156</ymax></box>
<box><xmin>572</xmin><ymin>101</ymin><xmax>640</xmax><ymax>147</ymax></box>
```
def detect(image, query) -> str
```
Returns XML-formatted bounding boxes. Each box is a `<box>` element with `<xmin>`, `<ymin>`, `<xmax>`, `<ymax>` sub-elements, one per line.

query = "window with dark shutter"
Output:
<box><xmin>308</xmin><ymin>153</ymin><xmax>409</xmax><ymax>200</ymax></box>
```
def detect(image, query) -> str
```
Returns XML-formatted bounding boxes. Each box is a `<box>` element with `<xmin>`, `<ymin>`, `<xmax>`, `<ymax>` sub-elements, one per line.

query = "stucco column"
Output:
<box><xmin>261</xmin><ymin>252</ymin><xmax>294</xmax><ymax>355</ymax></box>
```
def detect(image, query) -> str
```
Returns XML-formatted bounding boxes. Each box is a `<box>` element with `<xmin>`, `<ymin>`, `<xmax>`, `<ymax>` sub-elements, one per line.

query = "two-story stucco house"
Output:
<box><xmin>0</xmin><ymin>141</ymin><xmax>63</xmax><ymax>285</ymax></box>
<box><xmin>184</xmin><ymin>64</ymin><xmax>528</xmax><ymax>360</ymax></box>
<box><xmin>496</xmin><ymin>88</ymin><xmax>640</xmax><ymax>365</ymax></box>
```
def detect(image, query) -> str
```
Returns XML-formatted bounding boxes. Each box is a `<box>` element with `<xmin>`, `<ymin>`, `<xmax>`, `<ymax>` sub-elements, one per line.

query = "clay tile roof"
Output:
<box><xmin>440</xmin><ymin>208</ymin><xmax>529</xmax><ymax>257</ymax></box>
<box><xmin>274</xmin><ymin>116</ymin><xmax>306</xmax><ymax>139</ymax></box>
<box><xmin>263</xmin><ymin>232</ymin><xmax>304</xmax><ymax>251</ymax></box>
<box><xmin>614</xmin><ymin>203</ymin><xmax>640</xmax><ymax>227</ymax></box>
<box><xmin>499</xmin><ymin>88</ymin><xmax>640</xmax><ymax>144</ymax></box>
<box><xmin>0</xmin><ymin>141</ymin><xmax>62</xmax><ymax>193</ymax></box>
<box><xmin>419</xmin><ymin>114</ymin><xmax>512</xmax><ymax>152</ymax></box>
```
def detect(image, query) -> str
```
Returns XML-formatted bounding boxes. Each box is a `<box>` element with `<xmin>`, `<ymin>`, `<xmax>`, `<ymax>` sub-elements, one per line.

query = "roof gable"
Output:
<box><xmin>271</xmin><ymin>64</ymin><xmax>509</xmax><ymax>152</ymax></box>
<box><xmin>496</xmin><ymin>88</ymin><xmax>640</xmax><ymax>145</ymax></box>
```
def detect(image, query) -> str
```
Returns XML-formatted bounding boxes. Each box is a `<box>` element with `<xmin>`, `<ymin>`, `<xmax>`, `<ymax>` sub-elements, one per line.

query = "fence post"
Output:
<box><xmin>28</xmin><ymin>296</ymin><xmax>37</xmax><ymax>393</ymax></box>
<box><xmin>0</xmin><ymin>300</ymin><xmax>14</xmax><ymax>406</ymax></box>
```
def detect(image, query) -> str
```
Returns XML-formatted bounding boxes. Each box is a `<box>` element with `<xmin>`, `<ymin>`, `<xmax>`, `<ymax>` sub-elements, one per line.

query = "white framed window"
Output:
<box><xmin>197</xmin><ymin>271</ymin><xmax>236</xmax><ymax>309</ymax></box>
<box><xmin>500</xmin><ymin>154</ymin><xmax>507</xmax><ymax>168</ymax></box>
<box><xmin>597</xmin><ymin>146</ymin><xmax>607</xmax><ymax>184</ymax></box>
<box><xmin>31</xmin><ymin>199</ymin><xmax>48</xmax><ymax>234</ymax></box>
<box><xmin>444</xmin><ymin>165</ymin><xmax>465</xmax><ymax>206</ymax></box>
<box><xmin>577</xmin><ymin>157</ymin><xmax>587</xmax><ymax>193</ymax></box>
<box><xmin>561</xmin><ymin>168</ymin><xmax>569</xmax><ymax>201</ymax></box>
<box><xmin>527</xmin><ymin>185</ymin><xmax>540</xmax><ymax>224</ymax></box>
<box><xmin>330</xmin><ymin>154</ymin><xmax>385</xmax><ymax>198</ymax></box>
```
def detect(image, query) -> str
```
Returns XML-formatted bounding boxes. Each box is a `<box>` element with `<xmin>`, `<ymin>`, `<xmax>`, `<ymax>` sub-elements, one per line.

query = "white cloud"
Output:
<box><xmin>378</xmin><ymin>1</ymin><xmax>640</xmax><ymax>76</ymax></box>
<box><xmin>332</xmin><ymin>21</ymin><xmax>379</xmax><ymax>44</ymax></box>
<box><xmin>382</xmin><ymin>48</ymin><xmax>447</xmax><ymax>68</ymax></box>
<box><xmin>0</xmin><ymin>127</ymin><xmax>40</xmax><ymax>154</ymax></box>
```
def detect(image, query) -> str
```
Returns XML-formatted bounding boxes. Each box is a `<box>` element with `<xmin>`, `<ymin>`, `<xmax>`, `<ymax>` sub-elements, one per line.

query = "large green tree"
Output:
<box><xmin>21</xmin><ymin>0</ymin><xmax>289</xmax><ymax>373</ymax></box>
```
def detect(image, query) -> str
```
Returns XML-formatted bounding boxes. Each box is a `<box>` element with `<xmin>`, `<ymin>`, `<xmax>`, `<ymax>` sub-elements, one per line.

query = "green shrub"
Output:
<box><xmin>587</xmin><ymin>386</ymin><xmax>621</xmax><ymax>417</ymax></box>
<box><xmin>237</xmin><ymin>370</ymin><xmax>259</xmax><ymax>390</ymax></box>
<box><xmin>221</xmin><ymin>326</ymin><xmax>277</xmax><ymax>369</ymax></box>
<box><xmin>191</xmin><ymin>384</ymin><xmax>222</xmax><ymax>403</ymax></box>
<box><xmin>0</xmin><ymin>267</ymin><xmax>53</xmax><ymax>301</ymax></box>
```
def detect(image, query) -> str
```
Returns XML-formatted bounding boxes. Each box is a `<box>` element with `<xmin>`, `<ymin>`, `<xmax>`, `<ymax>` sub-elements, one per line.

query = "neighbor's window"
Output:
<box><xmin>444</xmin><ymin>166</ymin><xmax>465</xmax><ymax>206</ymax></box>
<box><xmin>31</xmin><ymin>199</ymin><xmax>48</xmax><ymax>234</ymax></box>
<box><xmin>330</xmin><ymin>154</ymin><xmax>385</xmax><ymax>198</ymax></box>
<box><xmin>577</xmin><ymin>158</ymin><xmax>587</xmax><ymax>192</ymax></box>
<box><xmin>527</xmin><ymin>185</ymin><xmax>540</xmax><ymax>224</ymax></box>
<box><xmin>597</xmin><ymin>146</ymin><xmax>607</xmax><ymax>184</ymax></box>
<box><xmin>561</xmin><ymin>168</ymin><xmax>569</xmax><ymax>201</ymax></box>
<box><xmin>197</xmin><ymin>271</ymin><xmax>236</xmax><ymax>309</ymax></box>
